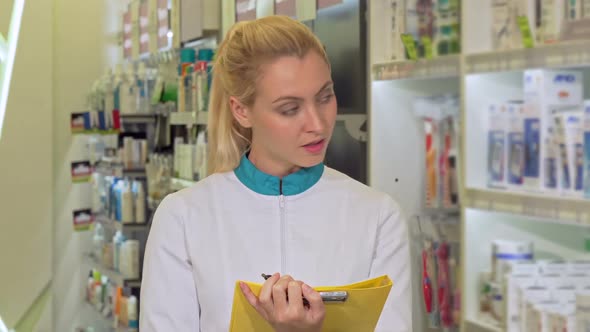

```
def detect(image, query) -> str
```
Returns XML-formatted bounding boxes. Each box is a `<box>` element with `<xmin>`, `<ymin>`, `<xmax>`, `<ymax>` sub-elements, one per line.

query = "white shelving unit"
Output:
<box><xmin>368</xmin><ymin>1</ymin><xmax>590</xmax><ymax>331</ymax></box>
<box><xmin>169</xmin><ymin>110</ymin><xmax>208</xmax><ymax>126</ymax></box>
<box><xmin>82</xmin><ymin>254</ymin><xmax>141</xmax><ymax>289</ymax></box>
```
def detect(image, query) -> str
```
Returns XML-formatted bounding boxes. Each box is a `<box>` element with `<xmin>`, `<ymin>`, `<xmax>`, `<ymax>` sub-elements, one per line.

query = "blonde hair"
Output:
<box><xmin>207</xmin><ymin>15</ymin><xmax>330</xmax><ymax>174</ymax></box>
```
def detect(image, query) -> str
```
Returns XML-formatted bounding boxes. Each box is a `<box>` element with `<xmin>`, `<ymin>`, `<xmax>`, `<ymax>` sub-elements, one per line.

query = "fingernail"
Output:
<box><xmin>302</xmin><ymin>284</ymin><xmax>311</xmax><ymax>292</ymax></box>
<box><xmin>239</xmin><ymin>282</ymin><xmax>246</xmax><ymax>290</ymax></box>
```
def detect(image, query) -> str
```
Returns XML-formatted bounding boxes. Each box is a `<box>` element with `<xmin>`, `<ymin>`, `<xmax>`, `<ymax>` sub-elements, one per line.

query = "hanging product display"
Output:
<box><xmin>414</xmin><ymin>216</ymin><xmax>461</xmax><ymax>331</ymax></box>
<box><xmin>414</xmin><ymin>94</ymin><xmax>460</xmax><ymax>209</ymax></box>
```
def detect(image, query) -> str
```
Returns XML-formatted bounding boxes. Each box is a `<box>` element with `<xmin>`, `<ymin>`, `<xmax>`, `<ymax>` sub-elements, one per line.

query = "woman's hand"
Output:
<box><xmin>240</xmin><ymin>273</ymin><xmax>325</xmax><ymax>332</ymax></box>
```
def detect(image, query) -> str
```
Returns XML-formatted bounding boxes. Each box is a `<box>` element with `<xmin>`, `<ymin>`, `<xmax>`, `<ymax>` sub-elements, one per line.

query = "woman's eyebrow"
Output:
<box><xmin>271</xmin><ymin>81</ymin><xmax>334</xmax><ymax>104</ymax></box>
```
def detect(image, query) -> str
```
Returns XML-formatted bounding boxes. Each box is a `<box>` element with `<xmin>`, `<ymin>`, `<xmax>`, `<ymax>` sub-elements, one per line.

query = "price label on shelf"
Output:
<box><xmin>517</xmin><ymin>16</ymin><xmax>534</xmax><ymax>49</ymax></box>
<box><xmin>401</xmin><ymin>34</ymin><xmax>418</xmax><ymax>60</ymax></box>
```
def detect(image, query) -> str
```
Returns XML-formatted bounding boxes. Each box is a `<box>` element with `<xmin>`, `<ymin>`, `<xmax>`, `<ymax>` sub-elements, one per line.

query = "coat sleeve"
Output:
<box><xmin>370</xmin><ymin>196</ymin><xmax>412</xmax><ymax>332</ymax></box>
<box><xmin>139</xmin><ymin>194</ymin><xmax>200</xmax><ymax>331</ymax></box>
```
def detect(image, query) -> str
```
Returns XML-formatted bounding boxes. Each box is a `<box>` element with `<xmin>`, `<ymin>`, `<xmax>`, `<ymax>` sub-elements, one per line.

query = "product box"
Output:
<box><xmin>488</xmin><ymin>102</ymin><xmax>508</xmax><ymax>188</ymax></box>
<box><xmin>523</xmin><ymin>69</ymin><xmax>583</xmax><ymax>192</ymax></box>
<box><xmin>520</xmin><ymin>286</ymin><xmax>552</xmax><ymax>331</ymax></box>
<box><xmin>507</xmin><ymin>102</ymin><xmax>525</xmax><ymax>187</ymax></box>
<box><xmin>539</xmin><ymin>0</ymin><xmax>566</xmax><ymax>43</ymax></box>
<box><xmin>503</xmin><ymin>274</ymin><xmax>538</xmax><ymax>331</ymax></box>
<box><xmin>552</xmin><ymin>107</ymin><xmax>584</xmax><ymax>195</ymax></box>
<box><xmin>492</xmin><ymin>0</ymin><xmax>513</xmax><ymax>50</ymax></box>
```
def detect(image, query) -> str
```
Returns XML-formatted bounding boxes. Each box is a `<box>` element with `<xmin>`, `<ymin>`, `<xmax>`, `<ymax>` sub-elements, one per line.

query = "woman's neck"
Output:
<box><xmin>247</xmin><ymin>147</ymin><xmax>300</xmax><ymax>178</ymax></box>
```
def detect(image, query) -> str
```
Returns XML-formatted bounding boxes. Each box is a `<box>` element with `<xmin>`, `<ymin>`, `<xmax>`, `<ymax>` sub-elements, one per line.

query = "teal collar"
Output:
<box><xmin>234</xmin><ymin>155</ymin><xmax>324</xmax><ymax>196</ymax></box>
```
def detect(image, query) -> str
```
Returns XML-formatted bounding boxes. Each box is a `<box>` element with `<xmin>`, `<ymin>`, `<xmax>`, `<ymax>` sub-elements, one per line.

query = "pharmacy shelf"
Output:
<box><xmin>121</xmin><ymin>168</ymin><xmax>146</xmax><ymax>178</ymax></box>
<box><xmin>170</xmin><ymin>177</ymin><xmax>197</xmax><ymax>191</ymax></box>
<box><xmin>169</xmin><ymin>111</ymin><xmax>208</xmax><ymax>126</ymax></box>
<box><xmin>372</xmin><ymin>54</ymin><xmax>460</xmax><ymax>81</ymax></box>
<box><xmin>464</xmin><ymin>315</ymin><xmax>503</xmax><ymax>332</ymax></box>
<box><xmin>119</xmin><ymin>113</ymin><xmax>158</xmax><ymax>124</ymax></box>
<box><xmin>464</xmin><ymin>188</ymin><xmax>590</xmax><ymax>225</ymax></box>
<box><xmin>466</xmin><ymin>40</ymin><xmax>590</xmax><ymax>74</ymax></box>
<box><xmin>80</xmin><ymin>301</ymin><xmax>129</xmax><ymax>332</ymax></box>
<box><xmin>82</xmin><ymin>254</ymin><xmax>141</xmax><ymax>288</ymax></box>
<box><xmin>95</xmin><ymin>214</ymin><xmax>149</xmax><ymax>232</ymax></box>
<box><xmin>94</xmin><ymin>162</ymin><xmax>146</xmax><ymax>179</ymax></box>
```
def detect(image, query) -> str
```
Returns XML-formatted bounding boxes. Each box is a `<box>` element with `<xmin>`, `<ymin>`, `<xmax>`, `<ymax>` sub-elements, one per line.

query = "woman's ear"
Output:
<box><xmin>229</xmin><ymin>96</ymin><xmax>252</xmax><ymax>128</ymax></box>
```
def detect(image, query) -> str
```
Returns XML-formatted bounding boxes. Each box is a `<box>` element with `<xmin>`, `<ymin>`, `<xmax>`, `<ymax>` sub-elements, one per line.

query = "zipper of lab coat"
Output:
<box><xmin>279</xmin><ymin>180</ymin><xmax>286</xmax><ymax>274</ymax></box>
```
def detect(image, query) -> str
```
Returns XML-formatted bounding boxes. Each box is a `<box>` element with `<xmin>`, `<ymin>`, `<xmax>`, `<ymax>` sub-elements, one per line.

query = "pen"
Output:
<box><xmin>261</xmin><ymin>273</ymin><xmax>310</xmax><ymax>307</ymax></box>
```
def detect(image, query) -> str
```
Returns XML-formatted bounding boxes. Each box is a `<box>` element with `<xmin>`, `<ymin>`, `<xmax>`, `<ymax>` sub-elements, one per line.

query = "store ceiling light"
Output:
<box><xmin>0</xmin><ymin>0</ymin><xmax>25</xmax><ymax>140</ymax></box>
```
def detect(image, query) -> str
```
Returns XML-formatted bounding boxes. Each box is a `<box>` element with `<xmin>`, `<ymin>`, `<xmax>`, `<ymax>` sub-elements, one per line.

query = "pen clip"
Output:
<box><xmin>320</xmin><ymin>291</ymin><xmax>348</xmax><ymax>303</ymax></box>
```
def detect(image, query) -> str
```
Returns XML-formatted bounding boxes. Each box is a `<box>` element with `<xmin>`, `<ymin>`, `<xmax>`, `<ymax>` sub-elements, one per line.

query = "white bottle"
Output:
<box><xmin>112</xmin><ymin>230</ymin><xmax>126</xmax><ymax>272</ymax></box>
<box><xmin>121</xmin><ymin>240</ymin><xmax>140</xmax><ymax>279</ymax></box>
<box><xmin>134</xmin><ymin>181</ymin><xmax>146</xmax><ymax>224</ymax></box>
<box><xmin>121</xmin><ymin>179</ymin><xmax>135</xmax><ymax>224</ymax></box>
<box><xmin>93</xmin><ymin>223</ymin><xmax>105</xmax><ymax>260</ymax></box>
<box><xmin>127</xmin><ymin>295</ymin><xmax>139</xmax><ymax>331</ymax></box>
<box><xmin>136</xmin><ymin>62</ymin><xmax>148</xmax><ymax>113</ymax></box>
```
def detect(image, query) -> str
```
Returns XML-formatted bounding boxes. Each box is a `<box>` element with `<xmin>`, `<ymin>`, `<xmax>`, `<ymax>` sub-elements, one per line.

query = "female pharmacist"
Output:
<box><xmin>140</xmin><ymin>15</ymin><xmax>411</xmax><ymax>332</ymax></box>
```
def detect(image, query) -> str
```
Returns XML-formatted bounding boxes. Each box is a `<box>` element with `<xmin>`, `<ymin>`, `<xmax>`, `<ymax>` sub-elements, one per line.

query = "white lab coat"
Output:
<box><xmin>140</xmin><ymin>165</ymin><xmax>412</xmax><ymax>331</ymax></box>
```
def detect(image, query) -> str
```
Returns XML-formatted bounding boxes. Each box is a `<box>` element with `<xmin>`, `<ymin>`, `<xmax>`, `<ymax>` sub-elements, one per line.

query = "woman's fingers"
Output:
<box><xmin>240</xmin><ymin>282</ymin><xmax>268</xmax><ymax>320</ymax></box>
<box><xmin>287</xmin><ymin>280</ymin><xmax>305</xmax><ymax>313</ymax></box>
<box><xmin>258</xmin><ymin>273</ymin><xmax>280</xmax><ymax>314</ymax></box>
<box><xmin>301</xmin><ymin>283</ymin><xmax>325</xmax><ymax>322</ymax></box>
<box><xmin>272</xmin><ymin>275</ymin><xmax>293</xmax><ymax>316</ymax></box>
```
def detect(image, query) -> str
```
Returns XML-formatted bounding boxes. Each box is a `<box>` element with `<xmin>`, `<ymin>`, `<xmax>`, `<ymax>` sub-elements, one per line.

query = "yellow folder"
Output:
<box><xmin>229</xmin><ymin>275</ymin><xmax>393</xmax><ymax>332</ymax></box>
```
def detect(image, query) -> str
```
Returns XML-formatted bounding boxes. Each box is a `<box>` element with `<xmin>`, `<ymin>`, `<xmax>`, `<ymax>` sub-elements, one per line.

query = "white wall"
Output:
<box><xmin>0</xmin><ymin>0</ymin><xmax>122</xmax><ymax>329</ymax></box>
<box><xmin>52</xmin><ymin>1</ymin><xmax>122</xmax><ymax>330</ymax></box>
<box><xmin>0</xmin><ymin>0</ymin><xmax>54</xmax><ymax>328</ymax></box>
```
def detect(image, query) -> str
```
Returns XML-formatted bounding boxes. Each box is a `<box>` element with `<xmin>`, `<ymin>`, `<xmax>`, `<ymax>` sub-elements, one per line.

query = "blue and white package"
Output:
<box><xmin>523</xmin><ymin>69</ymin><xmax>583</xmax><ymax>191</ymax></box>
<box><xmin>507</xmin><ymin>103</ymin><xmax>524</xmax><ymax>186</ymax></box>
<box><xmin>488</xmin><ymin>102</ymin><xmax>506</xmax><ymax>187</ymax></box>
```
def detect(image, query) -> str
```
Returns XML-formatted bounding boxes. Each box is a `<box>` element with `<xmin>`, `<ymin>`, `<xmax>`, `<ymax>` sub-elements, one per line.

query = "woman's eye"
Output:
<box><xmin>319</xmin><ymin>94</ymin><xmax>334</xmax><ymax>104</ymax></box>
<box><xmin>280</xmin><ymin>107</ymin><xmax>299</xmax><ymax>116</ymax></box>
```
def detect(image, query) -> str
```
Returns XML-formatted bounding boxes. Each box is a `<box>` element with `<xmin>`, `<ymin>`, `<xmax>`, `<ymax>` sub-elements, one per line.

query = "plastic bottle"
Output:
<box><xmin>113</xmin><ymin>231</ymin><xmax>126</xmax><ymax>272</ymax></box>
<box><xmin>134</xmin><ymin>181</ymin><xmax>146</xmax><ymax>224</ymax></box>
<box><xmin>93</xmin><ymin>223</ymin><xmax>105</xmax><ymax>260</ymax></box>
<box><xmin>122</xmin><ymin>179</ymin><xmax>135</xmax><ymax>224</ymax></box>
<box><xmin>114</xmin><ymin>179</ymin><xmax>124</xmax><ymax>222</ymax></box>
<box><xmin>127</xmin><ymin>295</ymin><xmax>139</xmax><ymax>331</ymax></box>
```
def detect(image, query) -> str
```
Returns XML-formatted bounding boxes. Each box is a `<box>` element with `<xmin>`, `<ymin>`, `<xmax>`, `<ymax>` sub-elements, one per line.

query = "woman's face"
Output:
<box><xmin>233</xmin><ymin>51</ymin><xmax>337</xmax><ymax>176</ymax></box>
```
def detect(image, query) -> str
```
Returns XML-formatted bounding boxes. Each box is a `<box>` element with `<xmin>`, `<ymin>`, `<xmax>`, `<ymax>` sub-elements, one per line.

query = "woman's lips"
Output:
<box><xmin>303</xmin><ymin>139</ymin><xmax>326</xmax><ymax>154</ymax></box>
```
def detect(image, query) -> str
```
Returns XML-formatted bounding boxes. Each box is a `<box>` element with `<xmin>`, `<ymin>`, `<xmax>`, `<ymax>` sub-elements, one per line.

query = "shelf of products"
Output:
<box><xmin>372</xmin><ymin>55</ymin><xmax>461</xmax><ymax>81</ymax></box>
<box><xmin>119</xmin><ymin>113</ymin><xmax>158</xmax><ymax>124</ymax></box>
<box><xmin>95</xmin><ymin>214</ymin><xmax>149</xmax><ymax>232</ymax></box>
<box><xmin>465</xmin><ymin>188</ymin><xmax>590</xmax><ymax>225</ymax></box>
<box><xmin>169</xmin><ymin>111</ymin><xmax>208</xmax><ymax>126</ymax></box>
<box><xmin>79</xmin><ymin>302</ymin><xmax>128</xmax><ymax>332</ymax></box>
<box><xmin>466</xmin><ymin>40</ymin><xmax>590</xmax><ymax>74</ymax></box>
<box><xmin>82</xmin><ymin>254</ymin><xmax>140</xmax><ymax>289</ymax></box>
